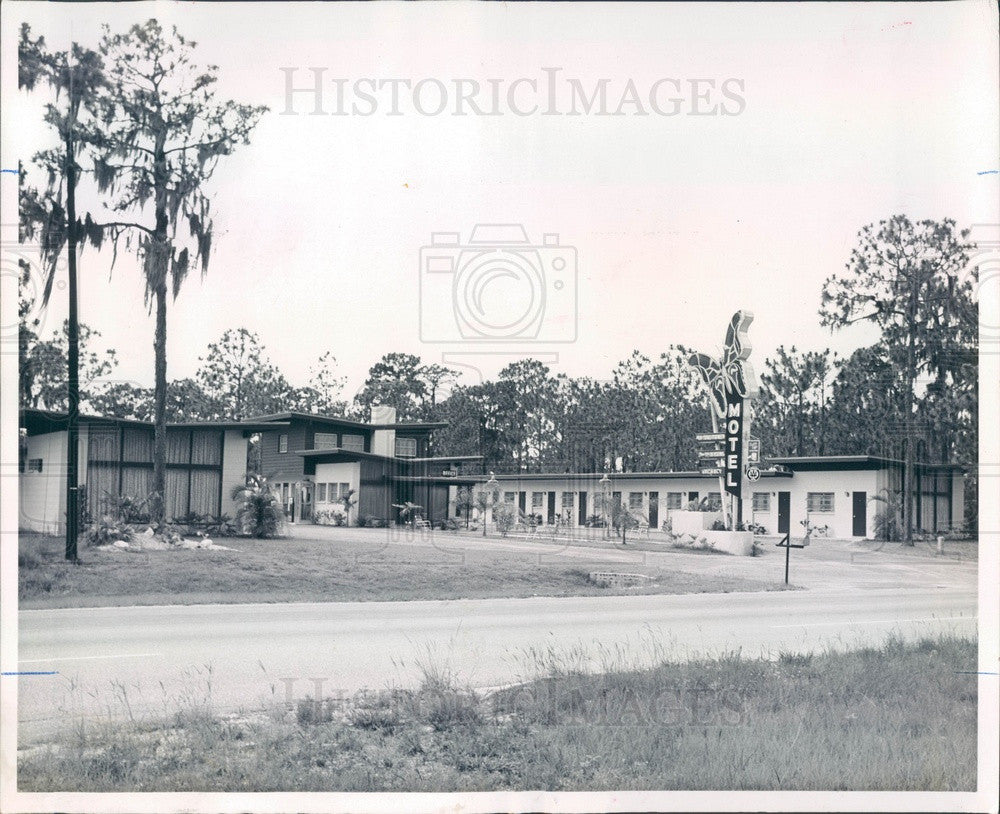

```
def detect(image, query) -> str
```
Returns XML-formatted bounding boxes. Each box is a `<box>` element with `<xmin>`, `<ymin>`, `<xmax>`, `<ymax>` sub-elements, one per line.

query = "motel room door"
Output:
<box><xmin>547</xmin><ymin>492</ymin><xmax>557</xmax><ymax>524</ymax></box>
<box><xmin>578</xmin><ymin>491</ymin><xmax>588</xmax><ymax>525</ymax></box>
<box><xmin>852</xmin><ymin>491</ymin><xmax>867</xmax><ymax>537</ymax></box>
<box><xmin>648</xmin><ymin>492</ymin><xmax>659</xmax><ymax>528</ymax></box>
<box><xmin>777</xmin><ymin>491</ymin><xmax>791</xmax><ymax>535</ymax></box>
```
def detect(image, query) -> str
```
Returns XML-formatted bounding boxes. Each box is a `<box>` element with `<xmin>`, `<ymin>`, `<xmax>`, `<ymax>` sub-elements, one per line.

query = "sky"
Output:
<box><xmin>2</xmin><ymin>1</ymin><xmax>998</xmax><ymax>401</ymax></box>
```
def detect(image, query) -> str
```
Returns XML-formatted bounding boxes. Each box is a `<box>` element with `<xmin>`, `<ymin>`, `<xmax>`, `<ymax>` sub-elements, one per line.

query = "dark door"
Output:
<box><xmin>777</xmin><ymin>491</ymin><xmax>791</xmax><ymax>535</ymax></box>
<box><xmin>648</xmin><ymin>492</ymin><xmax>659</xmax><ymax>528</ymax></box>
<box><xmin>852</xmin><ymin>491</ymin><xmax>867</xmax><ymax>537</ymax></box>
<box><xmin>518</xmin><ymin>491</ymin><xmax>526</xmax><ymax>515</ymax></box>
<box><xmin>547</xmin><ymin>491</ymin><xmax>556</xmax><ymax>524</ymax></box>
<box><xmin>578</xmin><ymin>491</ymin><xmax>588</xmax><ymax>525</ymax></box>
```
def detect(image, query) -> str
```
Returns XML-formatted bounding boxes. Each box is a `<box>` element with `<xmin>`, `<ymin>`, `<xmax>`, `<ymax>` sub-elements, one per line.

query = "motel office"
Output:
<box><xmin>20</xmin><ymin>407</ymin><xmax>965</xmax><ymax>538</ymax></box>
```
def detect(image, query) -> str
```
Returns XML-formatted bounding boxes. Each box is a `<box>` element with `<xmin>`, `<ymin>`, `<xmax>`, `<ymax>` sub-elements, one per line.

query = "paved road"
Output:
<box><xmin>17</xmin><ymin>580</ymin><xmax>976</xmax><ymax>743</ymax></box>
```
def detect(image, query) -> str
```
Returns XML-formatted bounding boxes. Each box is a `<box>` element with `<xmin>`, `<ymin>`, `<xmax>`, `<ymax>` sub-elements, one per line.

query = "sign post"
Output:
<box><xmin>775</xmin><ymin>533</ymin><xmax>806</xmax><ymax>584</ymax></box>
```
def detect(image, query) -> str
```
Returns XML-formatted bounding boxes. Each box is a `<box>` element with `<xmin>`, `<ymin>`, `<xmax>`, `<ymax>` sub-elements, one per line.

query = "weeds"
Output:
<box><xmin>18</xmin><ymin>634</ymin><xmax>977</xmax><ymax>792</ymax></box>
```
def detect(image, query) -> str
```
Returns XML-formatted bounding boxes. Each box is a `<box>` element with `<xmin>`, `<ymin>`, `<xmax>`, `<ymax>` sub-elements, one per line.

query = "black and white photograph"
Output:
<box><xmin>1</xmin><ymin>1</ymin><xmax>998</xmax><ymax>812</ymax></box>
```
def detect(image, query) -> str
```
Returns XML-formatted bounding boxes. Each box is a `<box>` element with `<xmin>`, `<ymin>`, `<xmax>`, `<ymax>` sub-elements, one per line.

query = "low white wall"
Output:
<box><xmin>670</xmin><ymin>510</ymin><xmax>722</xmax><ymax>536</ymax></box>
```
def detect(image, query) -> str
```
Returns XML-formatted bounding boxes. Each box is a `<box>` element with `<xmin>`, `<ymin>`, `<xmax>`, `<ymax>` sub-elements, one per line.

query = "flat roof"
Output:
<box><xmin>482</xmin><ymin>469</ymin><xmax>793</xmax><ymax>481</ymax></box>
<box><xmin>247</xmin><ymin>410</ymin><xmax>446</xmax><ymax>431</ymax></box>
<box><xmin>767</xmin><ymin>455</ymin><xmax>965</xmax><ymax>472</ymax></box>
<box><xmin>20</xmin><ymin>408</ymin><xmax>287</xmax><ymax>435</ymax></box>
<box><xmin>296</xmin><ymin>449</ymin><xmax>480</xmax><ymax>464</ymax></box>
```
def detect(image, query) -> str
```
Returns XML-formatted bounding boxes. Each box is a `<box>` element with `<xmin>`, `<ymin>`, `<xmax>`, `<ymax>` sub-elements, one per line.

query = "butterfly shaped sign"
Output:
<box><xmin>687</xmin><ymin>310</ymin><xmax>759</xmax><ymax>419</ymax></box>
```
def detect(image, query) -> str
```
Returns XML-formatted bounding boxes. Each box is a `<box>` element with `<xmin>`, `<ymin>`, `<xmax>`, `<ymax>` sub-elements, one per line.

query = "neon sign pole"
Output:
<box><xmin>688</xmin><ymin>310</ymin><xmax>759</xmax><ymax>530</ymax></box>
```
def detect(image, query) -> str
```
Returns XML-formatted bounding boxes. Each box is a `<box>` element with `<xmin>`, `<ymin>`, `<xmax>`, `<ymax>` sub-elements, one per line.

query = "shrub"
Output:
<box><xmin>230</xmin><ymin>474</ymin><xmax>285</xmax><ymax>538</ymax></box>
<box><xmin>100</xmin><ymin>491</ymin><xmax>154</xmax><ymax>524</ymax></box>
<box><xmin>436</xmin><ymin>518</ymin><xmax>459</xmax><ymax>531</ymax></box>
<box><xmin>660</xmin><ymin>516</ymin><xmax>672</xmax><ymax>534</ymax></box>
<box><xmin>314</xmin><ymin>509</ymin><xmax>347</xmax><ymax>527</ymax></box>
<box><xmin>493</xmin><ymin>501</ymin><xmax>517</xmax><ymax>536</ymax></box>
<box><xmin>710</xmin><ymin>518</ymin><xmax>728</xmax><ymax>531</ymax></box>
<box><xmin>359</xmin><ymin>515</ymin><xmax>387</xmax><ymax>528</ymax></box>
<box><xmin>85</xmin><ymin>515</ymin><xmax>133</xmax><ymax>547</ymax></box>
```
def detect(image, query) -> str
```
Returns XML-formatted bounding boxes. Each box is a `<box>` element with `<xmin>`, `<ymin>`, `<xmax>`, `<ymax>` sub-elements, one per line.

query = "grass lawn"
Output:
<box><xmin>19</xmin><ymin>533</ymin><xmax>791</xmax><ymax>609</ymax></box>
<box><xmin>18</xmin><ymin>635</ymin><xmax>977</xmax><ymax>792</ymax></box>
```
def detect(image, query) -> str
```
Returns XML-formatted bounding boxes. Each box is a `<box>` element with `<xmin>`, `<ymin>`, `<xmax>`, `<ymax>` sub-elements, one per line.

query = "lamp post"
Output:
<box><xmin>599</xmin><ymin>473</ymin><xmax>611</xmax><ymax>540</ymax></box>
<box><xmin>485</xmin><ymin>471</ymin><xmax>498</xmax><ymax>534</ymax></box>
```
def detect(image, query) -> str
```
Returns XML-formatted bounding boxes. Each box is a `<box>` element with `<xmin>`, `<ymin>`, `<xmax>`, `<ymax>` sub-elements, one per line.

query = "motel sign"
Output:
<box><xmin>688</xmin><ymin>310</ymin><xmax>759</xmax><ymax>521</ymax></box>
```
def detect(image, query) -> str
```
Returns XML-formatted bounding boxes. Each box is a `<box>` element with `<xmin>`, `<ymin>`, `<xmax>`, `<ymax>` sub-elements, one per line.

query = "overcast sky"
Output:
<box><xmin>2</xmin><ymin>1</ymin><xmax>998</xmax><ymax>400</ymax></box>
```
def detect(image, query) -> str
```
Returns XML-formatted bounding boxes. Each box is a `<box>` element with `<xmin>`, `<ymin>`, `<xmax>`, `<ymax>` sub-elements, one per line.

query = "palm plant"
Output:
<box><xmin>392</xmin><ymin>501</ymin><xmax>423</xmax><ymax>527</ymax></box>
<box><xmin>339</xmin><ymin>488</ymin><xmax>357</xmax><ymax>525</ymax></box>
<box><xmin>231</xmin><ymin>474</ymin><xmax>285</xmax><ymax>538</ymax></box>
<box><xmin>869</xmin><ymin>488</ymin><xmax>902</xmax><ymax>542</ymax></box>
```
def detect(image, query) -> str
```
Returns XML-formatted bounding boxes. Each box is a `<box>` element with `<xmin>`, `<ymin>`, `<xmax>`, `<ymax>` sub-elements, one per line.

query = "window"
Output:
<box><xmin>504</xmin><ymin>491</ymin><xmax>516</xmax><ymax>504</ymax></box>
<box><xmin>314</xmin><ymin>432</ymin><xmax>338</xmax><ymax>450</ymax></box>
<box><xmin>531</xmin><ymin>491</ymin><xmax>545</xmax><ymax>509</ymax></box>
<box><xmin>278</xmin><ymin>434</ymin><xmax>288</xmax><ymax>454</ymax></box>
<box><xmin>561</xmin><ymin>492</ymin><xmax>575</xmax><ymax>510</ymax></box>
<box><xmin>341</xmin><ymin>434</ymin><xmax>364</xmax><ymax>452</ymax></box>
<box><xmin>666</xmin><ymin>492</ymin><xmax>684</xmax><ymax>510</ymax></box>
<box><xmin>395</xmin><ymin>437</ymin><xmax>417</xmax><ymax>458</ymax></box>
<box><xmin>807</xmin><ymin>492</ymin><xmax>835</xmax><ymax>513</ymax></box>
<box><xmin>27</xmin><ymin>458</ymin><xmax>43</xmax><ymax>473</ymax></box>
<box><xmin>752</xmin><ymin>492</ymin><xmax>770</xmax><ymax>512</ymax></box>
<box><xmin>317</xmin><ymin>483</ymin><xmax>327</xmax><ymax>502</ymax></box>
<box><xmin>629</xmin><ymin>492</ymin><xmax>644</xmax><ymax>511</ymax></box>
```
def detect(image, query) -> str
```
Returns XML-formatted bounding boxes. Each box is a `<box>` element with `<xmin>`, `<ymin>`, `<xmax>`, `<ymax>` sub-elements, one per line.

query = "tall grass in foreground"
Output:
<box><xmin>19</xmin><ymin>634</ymin><xmax>977</xmax><ymax>792</ymax></box>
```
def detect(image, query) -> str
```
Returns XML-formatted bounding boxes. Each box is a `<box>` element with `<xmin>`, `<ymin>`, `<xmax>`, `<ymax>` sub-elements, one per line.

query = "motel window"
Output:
<box><xmin>561</xmin><ymin>492</ymin><xmax>575</xmax><ymax>510</ymax></box>
<box><xmin>666</xmin><ymin>492</ymin><xmax>683</xmax><ymax>510</ymax></box>
<box><xmin>706</xmin><ymin>492</ymin><xmax>722</xmax><ymax>510</ymax></box>
<box><xmin>338</xmin><ymin>483</ymin><xmax>350</xmax><ymax>500</ymax></box>
<box><xmin>317</xmin><ymin>483</ymin><xmax>327</xmax><ymax>502</ymax></box>
<box><xmin>341</xmin><ymin>434</ymin><xmax>364</xmax><ymax>452</ymax></box>
<box><xmin>395</xmin><ymin>437</ymin><xmax>417</xmax><ymax>458</ymax></box>
<box><xmin>752</xmin><ymin>492</ymin><xmax>770</xmax><ymax>513</ymax></box>
<box><xmin>807</xmin><ymin>492</ymin><xmax>835</xmax><ymax>513</ymax></box>
<box><xmin>314</xmin><ymin>432</ymin><xmax>338</xmax><ymax>450</ymax></box>
<box><xmin>26</xmin><ymin>458</ymin><xmax>43</xmax><ymax>473</ymax></box>
<box><xmin>532</xmin><ymin>492</ymin><xmax>545</xmax><ymax>509</ymax></box>
<box><xmin>629</xmin><ymin>492</ymin><xmax>644</xmax><ymax>511</ymax></box>
<box><xmin>504</xmin><ymin>491</ymin><xmax>516</xmax><ymax>504</ymax></box>
<box><xmin>278</xmin><ymin>434</ymin><xmax>288</xmax><ymax>454</ymax></box>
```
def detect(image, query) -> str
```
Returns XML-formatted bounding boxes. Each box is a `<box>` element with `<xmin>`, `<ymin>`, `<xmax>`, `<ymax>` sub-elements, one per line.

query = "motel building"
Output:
<box><xmin>20</xmin><ymin>406</ymin><xmax>964</xmax><ymax>539</ymax></box>
<box><xmin>474</xmin><ymin>456</ymin><xmax>965</xmax><ymax>540</ymax></box>
<box><xmin>18</xmin><ymin>406</ymin><xmax>482</xmax><ymax>534</ymax></box>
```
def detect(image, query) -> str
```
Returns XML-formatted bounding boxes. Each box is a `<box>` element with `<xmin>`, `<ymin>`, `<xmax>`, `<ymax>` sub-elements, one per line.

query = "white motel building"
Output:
<box><xmin>20</xmin><ymin>406</ymin><xmax>965</xmax><ymax>540</ymax></box>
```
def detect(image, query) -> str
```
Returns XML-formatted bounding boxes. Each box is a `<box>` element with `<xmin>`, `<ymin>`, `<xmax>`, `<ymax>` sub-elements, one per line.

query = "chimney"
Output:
<box><xmin>370</xmin><ymin>404</ymin><xmax>397</xmax><ymax>457</ymax></box>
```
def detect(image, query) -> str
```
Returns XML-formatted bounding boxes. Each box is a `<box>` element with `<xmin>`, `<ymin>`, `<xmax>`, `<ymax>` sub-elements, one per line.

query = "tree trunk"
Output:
<box><xmin>64</xmin><ymin>131</ymin><xmax>80</xmax><ymax>561</ymax></box>
<box><xmin>152</xmin><ymin>282</ymin><xmax>168</xmax><ymax>523</ymax></box>
<box><xmin>902</xmin><ymin>302</ymin><xmax>917</xmax><ymax>545</ymax></box>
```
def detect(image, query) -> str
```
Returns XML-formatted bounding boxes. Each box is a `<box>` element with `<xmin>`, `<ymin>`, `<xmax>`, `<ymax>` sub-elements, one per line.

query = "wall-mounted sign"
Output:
<box><xmin>695</xmin><ymin>433</ymin><xmax>725</xmax><ymax>442</ymax></box>
<box><xmin>699</xmin><ymin>467</ymin><xmax>722</xmax><ymax>476</ymax></box>
<box><xmin>746</xmin><ymin>465</ymin><xmax>761</xmax><ymax>482</ymax></box>
<box><xmin>747</xmin><ymin>439</ymin><xmax>761</xmax><ymax>464</ymax></box>
<box><xmin>442</xmin><ymin>469</ymin><xmax>458</xmax><ymax>477</ymax></box>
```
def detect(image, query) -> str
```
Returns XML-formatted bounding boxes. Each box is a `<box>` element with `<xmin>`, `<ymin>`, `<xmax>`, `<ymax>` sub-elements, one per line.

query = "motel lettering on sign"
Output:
<box><xmin>724</xmin><ymin>390</ymin><xmax>743</xmax><ymax>498</ymax></box>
